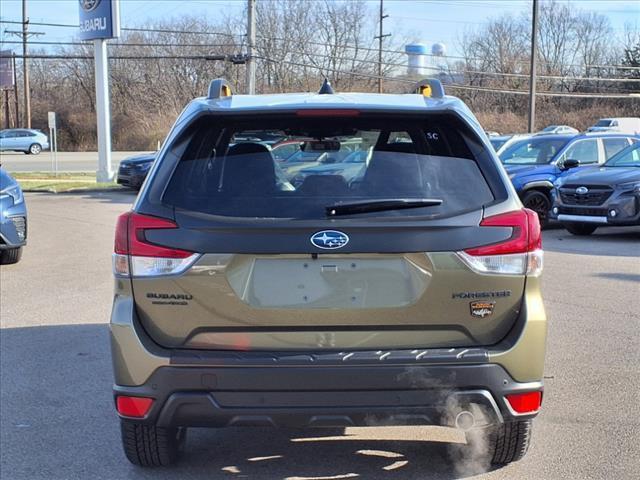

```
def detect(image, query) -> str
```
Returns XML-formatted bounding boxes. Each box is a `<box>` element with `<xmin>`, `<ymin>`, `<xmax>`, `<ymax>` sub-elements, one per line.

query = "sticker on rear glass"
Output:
<box><xmin>470</xmin><ymin>301</ymin><xmax>495</xmax><ymax>318</ymax></box>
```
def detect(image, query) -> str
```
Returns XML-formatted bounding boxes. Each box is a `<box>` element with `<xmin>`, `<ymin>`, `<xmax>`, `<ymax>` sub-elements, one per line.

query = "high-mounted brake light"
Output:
<box><xmin>505</xmin><ymin>391</ymin><xmax>542</xmax><ymax>415</ymax></box>
<box><xmin>116</xmin><ymin>395</ymin><xmax>154</xmax><ymax>418</ymax></box>
<box><xmin>112</xmin><ymin>212</ymin><xmax>199</xmax><ymax>277</ymax></box>
<box><xmin>296</xmin><ymin>109</ymin><xmax>360</xmax><ymax>117</ymax></box>
<box><xmin>457</xmin><ymin>209</ymin><xmax>543</xmax><ymax>276</ymax></box>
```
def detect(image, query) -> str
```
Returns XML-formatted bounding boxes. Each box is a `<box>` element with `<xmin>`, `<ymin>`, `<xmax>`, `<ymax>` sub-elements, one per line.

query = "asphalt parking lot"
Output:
<box><xmin>1</xmin><ymin>191</ymin><xmax>638</xmax><ymax>480</ymax></box>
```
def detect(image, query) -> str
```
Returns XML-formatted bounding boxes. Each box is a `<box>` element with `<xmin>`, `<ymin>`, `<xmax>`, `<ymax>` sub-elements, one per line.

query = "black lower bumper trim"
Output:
<box><xmin>114</xmin><ymin>363</ymin><xmax>542</xmax><ymax>428</ymax></box>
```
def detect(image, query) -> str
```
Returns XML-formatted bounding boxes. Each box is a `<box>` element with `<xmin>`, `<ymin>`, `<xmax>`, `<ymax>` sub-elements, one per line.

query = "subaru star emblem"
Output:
<box><xmin>576</xmin><ymin>186</ymin><xmax>589</xmax><ymax>195</ymax></box>
<box><xmin>80</xmin><ymin>0</ymin><xmax>100</xmax><ymax>12</ymax></box>
<box><xmin>310</xmin><ymin>230</ymin><xmax>349</xmax><ymax>249</ymax></box>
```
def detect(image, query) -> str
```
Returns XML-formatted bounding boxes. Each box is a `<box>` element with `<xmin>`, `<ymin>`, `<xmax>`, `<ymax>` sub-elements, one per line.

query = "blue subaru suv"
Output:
<box><xmin>499</xmin><ymin>133</ymin><xmax>638</xmax><ymax>227</ymax></box>
<box><xmin>0</xmin><ymin>168</ymin><xmax>27</xmax><ymax>264</ymax></box>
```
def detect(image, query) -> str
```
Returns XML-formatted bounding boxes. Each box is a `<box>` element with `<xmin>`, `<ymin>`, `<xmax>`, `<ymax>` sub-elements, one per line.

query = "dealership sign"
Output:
<box><xmin>0</xmin><ymin>50</ymin><xmax>14</xmax><ymax>88</ymax></box>
<box><xmin>78</xmin><ymin>0</ymin><xmax>120</xmax><ymax>40</ymax></box>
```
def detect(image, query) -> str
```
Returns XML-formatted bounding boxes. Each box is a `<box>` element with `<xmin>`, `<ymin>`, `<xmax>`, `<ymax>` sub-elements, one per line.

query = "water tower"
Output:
<box><xmin>405</xmin><ymin>43</ymin><xmax>429</xmax><ymax>76</ymax></box>
<box><xmin>431</xmin><ymin>43</ymin><xmax>446</xmax><ymax>57</ymax></box>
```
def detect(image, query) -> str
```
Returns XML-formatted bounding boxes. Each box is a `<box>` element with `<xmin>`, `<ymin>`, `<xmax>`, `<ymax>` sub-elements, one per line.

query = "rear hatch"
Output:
<box><xmin>125</xmin><ymin>111</ymin><xmax>529</xmax><ymax>351</ymax></box>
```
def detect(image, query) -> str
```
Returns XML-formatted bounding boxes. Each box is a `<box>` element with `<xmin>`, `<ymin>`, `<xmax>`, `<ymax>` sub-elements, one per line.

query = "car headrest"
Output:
<box><xmin>223</xmin><ymin>142</ymin><xmax>276</xmax><ymax>194</ymax></box>
<box><xmin>362</xmin><ymin>150</ymin><xmax>424</xmax><ymax>195</ymax></box>
<box><xmin>378</xmin><ymin>142</ymin><xmax>417</xmax><ymax>154</ymax></box>
<box><xmin>227</xmin><ymin>142</ymin><xmax>271</xmax><ymax>156</ymax></box>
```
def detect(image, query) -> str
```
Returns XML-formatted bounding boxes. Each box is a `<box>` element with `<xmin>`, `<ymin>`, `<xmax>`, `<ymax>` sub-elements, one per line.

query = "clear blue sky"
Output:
<box><xmin>0</xmin><ymin>0</ymin><xmax>638</xmax><ymax>57</ymax></box>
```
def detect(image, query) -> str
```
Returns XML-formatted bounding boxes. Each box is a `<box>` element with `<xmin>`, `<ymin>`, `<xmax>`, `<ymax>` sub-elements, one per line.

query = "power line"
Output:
<box><xmin>4</xmin><ymin>51</ymin><xmax>636</xmax><ymax>98</ymax></box>
<box><xmin>256</xmin><ymin>55</ymin><xmax>640</xmax><ymax>99</ymax></box>
<box><xmin>3</xmin><ymin>18</ymin><xmax>638</xmax><ymax>71</ymax></box>
<box><xmin>0</xmin><ymin>19</ymin><xmax>243</xmax><ymax>38</ymax></box>
<box><xmin>446</xmin><ymin>83</ymin><xmax>640</xmax><ymax>99</ymax></box>
<box><xmin>0</xmin><ymin>40</ymin><xmax>239</xmax><ymax>48</ymax></box>
<box><xmin>3</xmin><ymin>38</ymin><xmax>637</xmax><ymax>88</ymax></box>
<box><xmin>8</xmin><ymin>53</ymin><xmax>238</xmax><ymax>61</ymax></box>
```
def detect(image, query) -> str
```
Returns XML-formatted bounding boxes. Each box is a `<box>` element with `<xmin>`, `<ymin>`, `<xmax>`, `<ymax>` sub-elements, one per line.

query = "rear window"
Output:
<box><xmin>162</xmin><ymin>114</ymin><xmax>495</xmax><ymax>220</ymax></box>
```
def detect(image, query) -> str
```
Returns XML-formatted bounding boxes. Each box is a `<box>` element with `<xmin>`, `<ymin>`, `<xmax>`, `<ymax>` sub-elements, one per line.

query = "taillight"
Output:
<box><xmin>112</xmin><ymin>211</ymin><xmax>199</xmax><ymax>277</ymax></box>
<box><xmin>505</xmin><ymin>391</ymin><xmax>542</xmax><ymax>415</ymax></box>
<box><xmin>457</xmin><ymin>209</ymin><xmax>543</xmax><ymax>276</ymax></box>
<box><xmin>116</xmin><ymin>395</ymin><xmax>154</xmax><ymax>418</ymax></box>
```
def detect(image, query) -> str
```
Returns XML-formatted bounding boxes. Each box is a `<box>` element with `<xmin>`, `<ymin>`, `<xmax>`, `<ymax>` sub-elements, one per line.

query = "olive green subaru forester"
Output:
<box><xmin>110</xmin><ymin>78</ymin><xmax>546</xmax><ymax>467</ymax></box>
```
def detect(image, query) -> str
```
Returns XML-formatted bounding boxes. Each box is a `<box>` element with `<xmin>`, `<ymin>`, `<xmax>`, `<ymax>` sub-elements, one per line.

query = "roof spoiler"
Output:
<box><xmin>208</xmin><ymin>78</ymin><xmax>233</xmax><ymax>100</ymax></box>
<box><xmin>413</xmin><ymin>78</ymin><xmax>445</xmax><ymax>99</ymax></box>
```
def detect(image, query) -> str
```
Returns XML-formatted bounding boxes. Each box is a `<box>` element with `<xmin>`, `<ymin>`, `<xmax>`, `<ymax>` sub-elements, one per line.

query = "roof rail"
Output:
<box><xmin>413</xmin><ymin>78</ymin><xmax>445</xmax><ymax>99</ymax></box>
<box><xmin>208</xmin><ymin>78</ymin><xmax>233</xmax><ymax>100</ymax></box>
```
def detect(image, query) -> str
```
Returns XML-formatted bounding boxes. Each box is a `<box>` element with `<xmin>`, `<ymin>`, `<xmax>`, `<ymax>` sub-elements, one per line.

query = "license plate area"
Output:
<box><xmin>228</xmin><ymin>257</ymin><xmax>430</xmax><ymax>309</ymax></box>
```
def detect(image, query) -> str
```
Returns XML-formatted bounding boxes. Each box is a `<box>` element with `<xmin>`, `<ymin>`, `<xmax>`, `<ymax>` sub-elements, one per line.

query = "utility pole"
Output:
<box><xmin>6</xmin><ymin>0</ymin><xmax>42</xmax><ymax>128</ymax></box>
<box><xmin>527</xmin><ymin>0</ymin><xmax>539</xmax><ymax>133</ymax></box>
<box><xmin>13</xmin><ymin>53</ymin><xmax>19</xmax><ymax>128</ymax></box>
<box><xmin>22</xmin><ymin>0</ymin><xmax>31</xmax><ymax>128</ymax></box>
<box><xmin>374</xmin><ymin>0</ymin><xmax>390</xmax><ymax>93</ymax></box>
<box><xmin>246</xmin><ymin>0</ymin><xmax>256</xmax><ymax>94</ymax></box>
<box><xmin>2</xmin><ymin>90</ymin><xmax>8</xmax><ymax>129</ymax></box>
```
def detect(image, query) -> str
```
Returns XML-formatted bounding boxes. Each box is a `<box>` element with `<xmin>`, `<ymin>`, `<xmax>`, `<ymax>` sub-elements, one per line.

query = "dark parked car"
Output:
<box><xmin>116</xmin><ymin>152</ymin><xmax>156</xmax><ymax>190</ymax></box>
<box><xmin>500</xmin><ymin>133</ymin><xmax>638</xmax><ymax>227</ymax></box>
<box><xmin>551</xmin><ymin>142</ymin><xmax>640</xmax><ymax>235</ymax></box>
<box><xmin>0</xmin><ymin>168</ymin><xmax>27</xmax><ymax>264</ymax></box>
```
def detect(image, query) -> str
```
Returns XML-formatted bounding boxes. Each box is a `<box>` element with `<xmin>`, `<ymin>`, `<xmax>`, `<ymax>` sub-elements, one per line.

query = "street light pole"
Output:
<box><xmin>527</xmin><ymin>0</ymin><xmax>539</xmax><ymax>133</ymax></box>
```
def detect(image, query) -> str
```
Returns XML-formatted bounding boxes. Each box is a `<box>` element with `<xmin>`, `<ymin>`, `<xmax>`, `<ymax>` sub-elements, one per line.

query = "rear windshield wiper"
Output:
<box><xmin>325</xmin><ymin>198</ymin><xmax>443</xmax><ymax>216</ymax></box>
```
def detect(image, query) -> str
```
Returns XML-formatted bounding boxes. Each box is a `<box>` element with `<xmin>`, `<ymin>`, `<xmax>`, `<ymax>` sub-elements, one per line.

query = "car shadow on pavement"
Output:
<box><xmin>0</xmin><ymin>324</ymin><xmax>505</xmax><ymax>480</ymax></box>
<box><xmin>593</xmin><ymin>272</ymin><xmax>640</xmax><ymax>283</ymax></box>
<box><xmin>542</xmin><ymin>226</ymin><xmax>640</xmax><ymax>257</ymax></box>
<box><xmin>68</xmin><ymin>189</ymin><xmax>138</xmax><ymax>206</ymax></box>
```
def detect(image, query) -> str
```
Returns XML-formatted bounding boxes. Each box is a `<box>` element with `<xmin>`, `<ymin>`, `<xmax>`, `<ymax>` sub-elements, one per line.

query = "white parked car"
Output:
<box><xmin>537</xmin><ymin>125</ymin><xmax>579</xmax><ymax>135</ymax></box>
<box><xmin>489</xmin><ymin>133</ymin><xmax>533</xmax><ymax>155</ymax></box>
<box><xmin>587</xmin><ymin>118</ymin><xmax>640</xmax><ymax>135</ymax></box>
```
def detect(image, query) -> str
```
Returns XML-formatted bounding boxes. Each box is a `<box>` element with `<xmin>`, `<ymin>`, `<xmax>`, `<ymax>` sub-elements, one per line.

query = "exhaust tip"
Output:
<box><xmin>454</xmin><ymin>410</ymin><xmax>475</xmax><ymax>431</ymax></box>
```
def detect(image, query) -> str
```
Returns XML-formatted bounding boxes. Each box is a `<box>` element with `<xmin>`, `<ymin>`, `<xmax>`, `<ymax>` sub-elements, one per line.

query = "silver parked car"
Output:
<box><xmin>0</xmin><ymin>129</ymin><xmax>50</xmax><ymax>155</ymax></box>
<box><xmin>0</xmin><ymin>168</ymin><xmax>27</xmax><ymax>264</ymax></box>
<box><xmin>537</xmin><ymin>125</ymin><xmax>579</xmax><ymax>135</ymax></box>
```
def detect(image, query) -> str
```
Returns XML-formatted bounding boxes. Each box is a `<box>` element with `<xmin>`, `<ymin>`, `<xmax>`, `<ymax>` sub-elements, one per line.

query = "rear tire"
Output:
<box><xmin>449</xmin><ymin>420</ymin><xmax>533</xmax><ymax>469</ymax></box>
<box><xmin>29</xmin><ymin>143</ymin><xmax>42</xmax><ymax>155</ymax></box>
<box><xmin>522</xmin><ymin>191</ymin><xmax>551</xmax><ymax>229</ymax></box>
<box><xmin>563</xmin><ymin>222</ymin><xmax>598</xmax><ymax>236</ymax></box>
<box><xmin>486</xmin><ymin>419</ymin><xmax>533</xmax><ymax>465</ymax></box>
<box><xmin>120</xmin><ymin>420</ymin><xmax>184</xmax><ymax>467</ymax></box>
<box><xmin>0</xmin><ymin>247</ymin><xmax>22</xmax><ymax>265</ymax></box>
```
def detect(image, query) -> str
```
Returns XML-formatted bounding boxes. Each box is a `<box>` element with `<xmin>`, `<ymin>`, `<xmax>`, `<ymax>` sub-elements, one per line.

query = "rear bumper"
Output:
<box><xmin>114</xmin><ymin>362</ymin><xmax>542</xmax><ymax>428</ymax></box>
<box><xmin>110</xmin><ymin>275</ymin><xmax>547</xmax><ymax>429</ymax></box>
